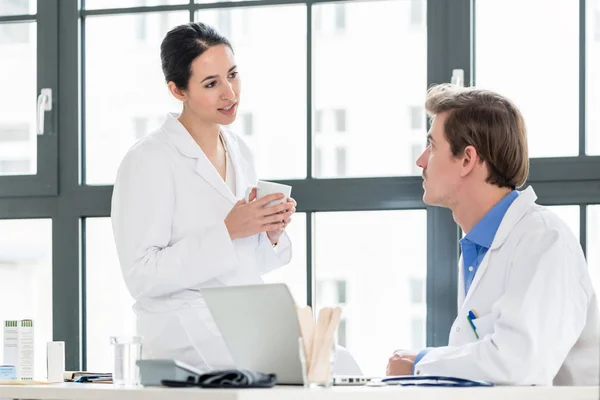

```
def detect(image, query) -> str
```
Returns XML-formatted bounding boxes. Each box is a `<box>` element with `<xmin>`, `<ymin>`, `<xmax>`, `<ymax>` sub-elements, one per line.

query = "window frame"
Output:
<box><xmin>0</xmin><ymin>0</ymin><xmax>597</xmax><ymax>370</ymax></box>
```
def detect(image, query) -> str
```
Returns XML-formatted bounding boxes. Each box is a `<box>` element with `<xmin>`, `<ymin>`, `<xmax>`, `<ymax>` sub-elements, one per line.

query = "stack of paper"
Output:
<box><xmin>297</xmin><ymin>306</ymin><xmax>342</xmax><ymax>383</ymax></box>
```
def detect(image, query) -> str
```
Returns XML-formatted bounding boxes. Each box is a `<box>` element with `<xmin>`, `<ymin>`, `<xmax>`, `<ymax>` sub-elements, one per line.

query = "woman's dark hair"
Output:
<box><xmin>160</xmin><ymin>22</ymin><xmax>233</xmax><ymax>90</ymax></box>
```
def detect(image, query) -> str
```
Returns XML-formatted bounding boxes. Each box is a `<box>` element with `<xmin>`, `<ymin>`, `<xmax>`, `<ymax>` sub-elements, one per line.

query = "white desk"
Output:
<box><xmin>0</xmin><ymin>383</ymin><xmax>598</xmax><ymax>400</ymax></box>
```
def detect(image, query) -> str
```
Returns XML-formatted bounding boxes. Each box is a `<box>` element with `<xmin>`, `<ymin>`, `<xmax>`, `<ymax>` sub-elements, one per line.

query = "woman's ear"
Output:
<box><xmin>168</xmin><ymin>81</ymin><xmax>187</xmax><ymax>102</ymax></box>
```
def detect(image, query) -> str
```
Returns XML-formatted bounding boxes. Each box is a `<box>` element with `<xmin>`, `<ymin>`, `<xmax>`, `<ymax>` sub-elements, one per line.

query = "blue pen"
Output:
<box><xmin>466</xmin><ymin>310</ymin><xmax>479</xmax><ymax>339</ymax></box>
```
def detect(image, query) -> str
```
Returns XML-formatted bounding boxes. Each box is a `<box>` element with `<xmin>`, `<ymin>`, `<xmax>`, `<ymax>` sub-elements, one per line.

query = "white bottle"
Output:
<box><xmin>451</xmin><ymin>69</ymin><xmax>465</xmax><ymax>87</ymax></box>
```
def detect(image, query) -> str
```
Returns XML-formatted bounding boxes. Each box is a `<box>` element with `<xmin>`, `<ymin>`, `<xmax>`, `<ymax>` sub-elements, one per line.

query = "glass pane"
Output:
<box><xmin>587</xmin><ymin>206</ymin><xmax>600</xmax><ymax>296</ymax></box>
<box><xmin>313</xmin><ymin>0</ymin><xmax>427</xmax><ymax>178</ymax></box>
<box><xmin>0</xmin><ymin>22</ymin><xmax>37</xmax><ymax>175</ymax></box>
<box><xmin>84</xmin><ymin>0</ymin><xmax>187</xmax><ymax>10</ymax></box>
<box><xmin>548</xmin><ymin>205</ymin><xmax>580</xmax><ymax>241</ymax></box>
<box><xmin>0</xmin><ymin>219</ymin><xmax>52</xmax><ymax>379</ymax></box>
<box><xmin>85</xmin><ymin>218</ymin><xmax>136</xmax><ymax>372</ymax></box>
<box><xmin>588</xmin><ymin>0</ymin><xmax>600</xmax><ymax>155</ymax></box>
<box><xmin>0</xmin><ymin>0</ymin><xmax>35</xmax><ymax>15</ymax></box>
<box><xmin>263</xmin><ymin>213</ymin><xmax>307</xmax><ymax>305</ymax></box>
<box><xmin>476</xmin><ymin>0</ymin><xmax>579</xmax><ymax>157</ymax></box>
<box><xmin>85</xmin><ymin>12</ymin><xmax>188</xmax><ymax>185</ymax></box>
<box><xmin>315</xmin><ymin>210</ymin><xmax>427</xmax><ymax>376</ymax></box>
<box><xmin>196</xmin><ymin>6</ymin><xmax>307</xmax><ymax>179</ymax></box>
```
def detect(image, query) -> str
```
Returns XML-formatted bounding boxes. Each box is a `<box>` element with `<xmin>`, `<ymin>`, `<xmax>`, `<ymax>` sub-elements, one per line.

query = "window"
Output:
<box><xmin>595</xmin><ymin>0</ymin><xmax>600</xmax><ymax>42</ymax></box>
<box><xmin>241</xmin><ymin>113</ymin><xmax>254</xmax><ymax>136</ymax></box>
<box><xmin>337</xmin><ymin>319</ymin><xmax>347</xmax><ymax>348</ymax></box>
<box><xmin>218</xmin><ymin>9</ymin><xmax>232</xmax><ymax>39</ymax></box>
<box><xmin>314</xmin><ymin>0</ymin><xmax>426</xmax><ymax>177</ymax></box>
<box><xmin>315</xmin><ymin>109</ymin><xmax>323</xmax><ymax>133</ymax></box>
<box><xmin>0</xmin><ymin>124</ymin><xmax>29</xmax><ymax>142</ymax></box>
<box><xmin>0</xmin><ymin>0</ymin><xmax>33</xmax><ymax>15</ymax></box>
<box><xmin>314</xmin><ymin>3</ymin><xmax>345</xmax><ymax>34</ymax></box>
<box><xmin>132</xmin><ymin>117</ymin><xmax>148</xmax><ymax>140</ymax></box>
<box><xmin>314</xmin><ymin>147</ymin><xmax>322</xmax><ymax>176</ymax></box>
<box><xmin>409</xmin><ymin>0</ymin><xmax>424</xmax><ymax>26</ymax></box>
<box><xmin>476</xmin><ymin>0</ymin><xmax>579</xmax><ymax>157</ymax></box>
<box><xmin>334</xmin><ymin>109</ymin><xmax>346</xmax><ymax>132</ymax></box>
<box><xmin>0</xmin><ymin>219</ymin><xmax>52</xmax><ymax>380</ymax></box>
<box><xmin>315</xmin><ymin>210</ymin><xmax>427</xmax><ymax>376</ymax></box>
<box><xmin>411</xmin><ymin>143</ymin><xmax>424</xmax><ymax>175</ymax></box>
<box><xmin>0</xmin><ymin>159</ymin><xmax>30</xmax><ymax>174</ymax></box>
<box><xmin>5</xmin><ymin>0</ymin><xmax>598</xmax><ymax>373</ymax></box>
<box><xmin>334</xmin><ymin>4</ymin><xmax>345</xmax><ymax>31</ymax></box>
<box><xmin>409</xmin><ymin>106</ymin><xmax>424</xmax><ymax>130</ymax></box>
<box><xmin>410</xmin><ymin>317</ymin><xmax>425</xmax><ymax>349</ymax></box>
<box><xmin>336</xmin><ymin>147</ymin><xmax>347</xmax><ymax>177</ymax></box>
<box><xmin>409</xmin><ymin>277</ymin><xmax>425</xmax><ymax>304</ymax></box>
<box><xmin>195</xmin><ymin>6</ymin><xmax>307</xmax><ymax>180</ymax></box>
<box><xmin>588</xmin><ymin>206</ymin><xmax>600</xmax><ymax>296</ymax></box>
<box><xmin>588</xmin><ymin>0</ymin><xmax>600</xmax><ymax>154</ymax></box>
<box><xmin>84</xmin><ymin>11</ymin><xmax>188</xmax><ymax>184</ymax></box>
<box><xmin>0</xmin><ymin>22</ymin><xmax>29</xmax><ymax>44</ymax></box>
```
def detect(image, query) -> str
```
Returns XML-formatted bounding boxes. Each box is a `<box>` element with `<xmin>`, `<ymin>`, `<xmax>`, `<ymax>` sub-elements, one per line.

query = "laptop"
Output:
<box><xmin>201</xmin><ymin>283</ymin><xmax>305</xmax><ymax>384</ymax></box>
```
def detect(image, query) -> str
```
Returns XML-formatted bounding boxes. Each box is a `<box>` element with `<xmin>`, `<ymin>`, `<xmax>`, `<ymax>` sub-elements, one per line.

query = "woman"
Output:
<box><xmin>111</xmin><ymin>22</ymin><xmax>296</xmax><ymax>371</ymax></box>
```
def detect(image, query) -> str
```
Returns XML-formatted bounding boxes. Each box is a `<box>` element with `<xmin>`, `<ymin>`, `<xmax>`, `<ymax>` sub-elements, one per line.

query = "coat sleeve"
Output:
<box><xmin>256</xmin><ymin>231</ymin><xmax>292</xmax><ymax>274</ymax></box>
<box><xmin>414</xmin><ymin>228</ymin><xmax>589</xmax><ymax>385</ymax></box>
<box><xmin>111</xmin><ymin>142</ymin><xmax>240</xmax><ymax>299</ymax></box>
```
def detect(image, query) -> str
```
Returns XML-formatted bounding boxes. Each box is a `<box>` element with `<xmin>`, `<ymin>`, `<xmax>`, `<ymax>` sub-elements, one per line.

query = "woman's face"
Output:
<box><xmin>175</xmin><ymin>44</ymin><xmax>241</xmax><ymax>126</ymax></box>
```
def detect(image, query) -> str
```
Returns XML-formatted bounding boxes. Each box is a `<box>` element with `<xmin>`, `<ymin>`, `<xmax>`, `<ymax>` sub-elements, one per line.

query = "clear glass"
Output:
<box><xmin>0</xmin><ymin>22</ymin><xmax>37</xmax><ymax>175</ymax></box>
<box><xmin>110</xmin><ymin>336</ymin><xmax>142</xmax><ymax>386</ymax></box>
<box><xmin>313</xmin><ymin>0</ymin><xmax>427</xmax><ymax>178</ymax></box>
<box><xmin>195</xmin><ymin>5</ymin><xmax>307</xmax><ymax>180</ymax></box>
<box><xmin>587</xmin><ymin>206</ymin><xmax>600</xmax><ymax>297</ymax></box>
<box><xmin>85</xmin><ymin>218</ymin><xmax>137</xmax><ymax>372</ymax></box>
<box><xmin>84</xmin><ymin>12</ymin><xmax>188</xmax><ymax>185</ymax></box>
<box><xmin>588</xmin><ymin>0</ymin><xmax>600</xmax><ymax>155</ymax></box>
<box><xmin>476</xmin><ymin>0</ymin><xmax>579</xmax><ymax>157</ymax></box>
<box><xmin>0</xmin><ymin>219</ymin><xmax>52</xmax><ymax>380</ymax></box>
<box><xmin>548</xmin><ymin>205</ymin><xmax>580</xmax><ymax>241</ymax></box>
<box><xmin>314</xmin><ymin>210</ymin><xmax>427</xmax><ymax>376</ymax></box>
<box><xmin>0</xmin><ymin>0</ymin><xmax>35</xmax><ymax>15</ymax></box>
<box><xmin>84</xmin><ymin>0</ymin><xmax>186</xmax><ymax>9</ymax></box>
<box><xmin>263</xmin><ymin>213</ymin><xmax>307</xmax><ymax>305</ymax></box>
<box><xmin>298</xmin><ymin>337</ymin><xmax>335</xmax><ymax>388</ymax></box>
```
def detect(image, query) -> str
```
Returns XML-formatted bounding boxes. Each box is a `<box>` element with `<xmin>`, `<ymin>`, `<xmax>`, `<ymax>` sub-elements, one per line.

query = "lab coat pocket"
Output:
<box><xmin>472</xmin><ymin>313</ymin><xmax>495</xmax><ymax>338</ymax></box>
<box><xmin>176</xmin><ymin>306</ymin><xmax>235</xmax><ymax>371</ymax></box>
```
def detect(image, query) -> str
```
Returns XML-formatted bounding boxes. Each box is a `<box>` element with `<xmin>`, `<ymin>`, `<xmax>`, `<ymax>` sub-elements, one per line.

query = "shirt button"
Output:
<box><xmin>468</xmin><ymin>266</ymin><xmax>474</xmax><ymax>272</ymax></box>
<box><xmin>456</xmin><ymin>327</ymin><xmax>460</xmax><ymax>332</ymax></box>
<box><xmin>416</xmin><ymin>370</ymin><xmax>422</xmax><ymax>375</ymax></box>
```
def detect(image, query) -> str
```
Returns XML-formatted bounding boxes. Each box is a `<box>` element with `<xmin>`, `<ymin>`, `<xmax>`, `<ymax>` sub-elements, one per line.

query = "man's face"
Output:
<box><xmin>415</xmin><ymin>112</ymin><xmax>463</xmax><ymax>208</ymax></box>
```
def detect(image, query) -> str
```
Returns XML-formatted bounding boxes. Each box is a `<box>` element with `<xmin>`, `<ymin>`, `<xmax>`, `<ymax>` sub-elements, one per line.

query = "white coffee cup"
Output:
<box><xmin>244</xmin><ymin>180</ymin><xmax>292</xmax><ymax>208</ymax></box>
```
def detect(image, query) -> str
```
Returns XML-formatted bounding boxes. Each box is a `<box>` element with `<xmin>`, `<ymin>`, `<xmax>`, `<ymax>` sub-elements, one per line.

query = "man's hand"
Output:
<box><xmin>386</xmin><ymin>350</ymin><xmax>417</xmax><ymax>376</ymax></box>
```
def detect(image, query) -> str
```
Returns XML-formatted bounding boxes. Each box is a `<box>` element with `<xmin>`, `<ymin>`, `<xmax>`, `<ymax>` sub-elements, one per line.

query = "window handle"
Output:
<box><xmin>37</xmin><ymin>88</ymin><xmax>52</xmax><ymax>135</ymax></box>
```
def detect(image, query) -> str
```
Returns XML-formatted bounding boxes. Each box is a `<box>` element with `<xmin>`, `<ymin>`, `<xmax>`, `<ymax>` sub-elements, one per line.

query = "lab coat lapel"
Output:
<box><xmin>461</xmin><ymin>186</ymin><xmax>538</xmax><ymax>306</ymax></box>
<box><xmin>164</xmin><ymin>113</ymin><xmax>236</xmax><ymax>204</ymax></box>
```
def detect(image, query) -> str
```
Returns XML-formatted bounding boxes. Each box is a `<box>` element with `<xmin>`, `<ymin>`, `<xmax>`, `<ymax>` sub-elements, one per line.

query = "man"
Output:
<box><xmin>387</xmin><ymin>84</ymin><xmax>600</xmax><ymax>386</ymax></box>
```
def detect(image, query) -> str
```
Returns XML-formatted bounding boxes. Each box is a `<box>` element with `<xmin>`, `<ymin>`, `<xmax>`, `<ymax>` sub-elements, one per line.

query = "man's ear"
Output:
<box><xmin>168</xmin><ymin>81</ymin><xmax>187</xmax><ymax>102</ymax></box>
<box><xmin>460</xmin><ymin>145</ymin><xmax>479</xmax><ymax>177</ymax></box>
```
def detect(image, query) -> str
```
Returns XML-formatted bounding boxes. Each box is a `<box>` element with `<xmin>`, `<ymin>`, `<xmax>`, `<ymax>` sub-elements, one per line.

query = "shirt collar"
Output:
<box><xmin>461</xmin><ymin>191</ymin><xmax>519</xmax><ymax>248</ymax></box>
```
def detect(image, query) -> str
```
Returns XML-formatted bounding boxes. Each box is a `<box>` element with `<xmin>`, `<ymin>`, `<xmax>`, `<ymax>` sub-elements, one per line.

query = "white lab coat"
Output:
<box><xmin>415</xmin><ymin>186</ymin><xmax>600</xmax><ymax>386</ymax></box>
<box><xmin>111</xmin><ymin>113</ymin><xmax>292</xmax><ymax>371</ymax></box>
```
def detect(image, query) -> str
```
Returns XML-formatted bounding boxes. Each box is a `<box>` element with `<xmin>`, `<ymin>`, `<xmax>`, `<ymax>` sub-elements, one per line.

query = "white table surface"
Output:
<box><xmin>0</xmin><ymin>383</ymin><xmax>598</xmax><ymax>400</ymax></box>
